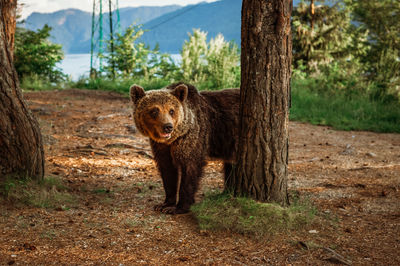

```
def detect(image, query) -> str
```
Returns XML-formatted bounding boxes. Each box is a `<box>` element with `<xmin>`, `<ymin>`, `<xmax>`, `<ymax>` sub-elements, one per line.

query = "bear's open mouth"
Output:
<box><xmin>159</xmin><ymin>133</ymin><xmax>172</xmax><ymax>139</ymax></box>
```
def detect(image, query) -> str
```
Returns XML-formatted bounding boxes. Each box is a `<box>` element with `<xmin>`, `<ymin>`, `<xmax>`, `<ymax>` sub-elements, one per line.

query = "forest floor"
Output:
<box><xmin>1</xmin><ymin>89</ymin><xmax>399</xmax><ymax>265</ymax></box>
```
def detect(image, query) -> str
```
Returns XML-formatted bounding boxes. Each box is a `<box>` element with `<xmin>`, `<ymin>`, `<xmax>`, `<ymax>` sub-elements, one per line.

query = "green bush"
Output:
<box><xmin>292</xmin><ymin>1</ymin><xmax>355</xmax><ymax>71</ymax></box>
<box><xmin>14</xmin><ymin>25</ymin><xmax>66</xmax><ymax>82</ymax></box>
<box><xmin>180</xmin><ymin>29</ymin><xmax>240</xmax><ymax>90</ymax></box>
<box><xmin>180</xmin><ymin>29</ymin><xmax>208</xmax><ymax>84</ymax></box>
<box><xmin>103</xmin><ymin>24</ymin><xmax>178</xmax><ymax>80</ymax></box>
<box><xmin>293</xmin><ymin>0</ymin><xmax>399</xmax><ymax>102</ymax></box>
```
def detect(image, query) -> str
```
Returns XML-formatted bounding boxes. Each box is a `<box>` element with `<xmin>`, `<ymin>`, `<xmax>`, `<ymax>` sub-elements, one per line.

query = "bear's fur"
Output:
<box><xmin>130</xmin><ymin>82</ymin><xmax>239</xmax><ymax>214</ymax></box>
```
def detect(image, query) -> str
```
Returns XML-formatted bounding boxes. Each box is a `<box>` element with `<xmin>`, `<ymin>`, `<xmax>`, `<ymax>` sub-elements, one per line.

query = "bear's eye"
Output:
<box><xmin>169</xmin><ymin>109</ymin><xmax>175</xmax><ymax>116</ymax></box>
<box><xmin>149</xmin><ymin>108</ymin><xmax>159</xmax><ymax>119</ymax></box>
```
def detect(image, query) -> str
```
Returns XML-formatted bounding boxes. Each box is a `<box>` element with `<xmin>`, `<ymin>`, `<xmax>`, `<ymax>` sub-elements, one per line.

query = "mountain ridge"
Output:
<box><xmin>23</xmin><ymin>0</ymin><xmax>302</xmax><ymax>54</ymax></box>
<box><xmin>23</xmin><ymin>5</ymin><xmax>182</xmax><ymax>53</ymax></box>
<box><xmin>141</xmin><ymin>0</ymin><xmax>241</xmax><ymax>53</ymax></box>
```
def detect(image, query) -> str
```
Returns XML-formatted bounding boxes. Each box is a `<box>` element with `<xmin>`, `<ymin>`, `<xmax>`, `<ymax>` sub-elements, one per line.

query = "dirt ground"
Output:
<box><xmin>0</xmin><ymin>89</ymin><xmax>399</xmax><ymax>265</ymax></box>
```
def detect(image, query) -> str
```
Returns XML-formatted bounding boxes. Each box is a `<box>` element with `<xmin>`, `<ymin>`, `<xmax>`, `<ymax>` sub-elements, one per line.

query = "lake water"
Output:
<box><xmin>59</xmin><ymin>53</ymin><xmax>181</xmax><ymax>80</ymax></box>
<box><xmin>58</xmin><ymin>54</ymin><xmax>92</xmax><ymax>80</ymax></box>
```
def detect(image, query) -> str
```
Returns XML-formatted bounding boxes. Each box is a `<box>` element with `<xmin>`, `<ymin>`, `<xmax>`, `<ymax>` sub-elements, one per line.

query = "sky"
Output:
<box><xmin>19</xmin><ymin>0</ymin><xmax>219</xmax><ymax>19</ymax></box>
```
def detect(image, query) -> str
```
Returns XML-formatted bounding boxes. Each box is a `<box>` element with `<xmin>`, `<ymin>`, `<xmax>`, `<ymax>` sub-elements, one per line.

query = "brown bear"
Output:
<box><xmin>130</xmin><ymin>82</ymin><xmax>239</xmax><ymax>214</ymax></box>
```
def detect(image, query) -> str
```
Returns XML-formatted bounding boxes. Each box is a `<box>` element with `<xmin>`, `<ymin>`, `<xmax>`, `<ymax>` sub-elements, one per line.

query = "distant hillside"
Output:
<box><xmin>141</xmin><ymin>0</ymin><xmax>241</xmax><ymax>53</ymax></box>
<box><xmin>22</xmin><ymin>5</ymin><xmax>181</xmax><ymax>53</ymax></box>
<box><xmin>141</xmin><ymin>0</ymin><xmax>302</xmax><ymax>53</ymax></box>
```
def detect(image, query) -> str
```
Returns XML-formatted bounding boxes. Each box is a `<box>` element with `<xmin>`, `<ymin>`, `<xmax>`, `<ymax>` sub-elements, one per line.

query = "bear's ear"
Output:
<box><xmin>130</xmin><ymin>85</ymin><xmax>146</xmax><ymax>105</ymax></box>
<box><xmin>171</xmin><ymin>84</ymin><xmax>188</xmax><ymax>102</ymax></box>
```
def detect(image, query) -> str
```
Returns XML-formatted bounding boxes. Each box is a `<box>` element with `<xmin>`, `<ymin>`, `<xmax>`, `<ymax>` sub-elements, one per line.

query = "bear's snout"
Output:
<box><xmin>163</xmin><ymin>123</ymin><xmax>173</xmax><ymax>134</ymax></box>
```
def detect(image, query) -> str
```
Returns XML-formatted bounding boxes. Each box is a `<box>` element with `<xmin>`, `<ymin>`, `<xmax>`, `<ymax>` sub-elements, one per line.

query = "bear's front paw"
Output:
<box><xmin>161</xmin><ymin>206</ymin><xmax>190</xmax><ymax>215</ymax></box>
<box><xmin>154</xmin><ymin>203</ymin><xmax>175</xmax><ymax>212</ymax></box>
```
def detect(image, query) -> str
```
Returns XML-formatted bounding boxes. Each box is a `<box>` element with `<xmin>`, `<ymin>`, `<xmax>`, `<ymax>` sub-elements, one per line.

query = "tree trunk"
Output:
<box><xmin>227</xmin><ymin>0</ymin><xmax>292</xmax><ymax>205</ymax></box>
<box><xmin>0</xmin><ymin>0</ymin><xmax>45</xmax><ymax>180</ymax></box>
<box><xmin>310</xmin><ymin>0</ymin><xmax>315</xmax><ymax>31</ymax></box>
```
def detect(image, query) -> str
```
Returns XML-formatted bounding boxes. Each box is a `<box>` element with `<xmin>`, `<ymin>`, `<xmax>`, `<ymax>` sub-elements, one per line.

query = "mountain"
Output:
<box><xmin>141</xmin><ymin>0</ymin><xmax>241</xmax><ymax>53</ymax></box>
<box><xmin>22</xmin><ymin>5</ymin><xmax>181</xmax><ymax>53</ymax></box>
<box><xmin>141</xmin><ymin>0</ymin><xmax>302</xmax><ymax>53</ymax></box>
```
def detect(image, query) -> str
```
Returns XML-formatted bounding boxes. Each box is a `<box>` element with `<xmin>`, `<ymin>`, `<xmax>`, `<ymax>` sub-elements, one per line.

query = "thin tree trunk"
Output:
<box><xmin>310</xmin><ymin>0</ymin><xmax>315</xmax><ymax>31</ymax></box>
<box><xmin>227</xmin><ymin>0</ymin><xmax>292</xmax><ymax>205</ymax></box>
<box><xmin>0</xmin><ymin>0</ymin><xmax>45</xmax><ymax>180</ymax></box>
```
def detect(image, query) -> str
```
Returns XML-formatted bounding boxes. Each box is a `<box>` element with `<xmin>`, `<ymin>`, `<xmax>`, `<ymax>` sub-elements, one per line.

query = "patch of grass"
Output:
<box><xmin>92</xmin><ymin>188</ymin><xmax>111</xmax><ymax>194</ymax></box>
<box><xmin>20</xmin><ymin>74</ymin><xmax>70</xmax><ymax>91</ymax></box>
<box><xmin>0</xmin><ymin>176</ymin><xmax>76</xmax><ymax>209</ymax></box>
<box><xmin>291</xmin><ymin>78</ymin><xmax>400</xmax><ymax>133</ymax></box>
<box><xmin>190</xmin><ymin>192</ymin><xmax>317</xmax><ymax>236</ymax></box>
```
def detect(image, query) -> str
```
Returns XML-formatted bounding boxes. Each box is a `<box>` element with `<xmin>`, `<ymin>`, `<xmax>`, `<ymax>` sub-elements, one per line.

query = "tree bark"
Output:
<box><xmin>227</xmin><ymin>0</ymin><xmax>292</xmax><ymax>205</ymax></box>
<box><xmin>0</xmin><ymin>0</ymin><xmax>45</xmax><ymax>180</ymax></box>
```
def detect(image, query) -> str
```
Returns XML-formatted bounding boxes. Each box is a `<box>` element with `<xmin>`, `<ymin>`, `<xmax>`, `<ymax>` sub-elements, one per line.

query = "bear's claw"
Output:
<box><xmin>153</xmin><ymin>203</ymin><xmax>175</xmax><ymax>212</ymax></box>
<box><xmin>154</xmin><ymin>204</ymin><xmax>190</xmax><ymax>215</ymax></box>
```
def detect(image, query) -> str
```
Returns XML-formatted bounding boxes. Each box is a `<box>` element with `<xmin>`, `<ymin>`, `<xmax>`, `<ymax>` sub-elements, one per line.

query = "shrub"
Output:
<box><xmin>180</xmin><ymin>29</ymin><xmax>240</xmax><ymax>90</ymax></box>
<box><xmin>14</xmin><ymin>25</ymin><xmax>66</xmax><ymax>82</ymax></box>
<box><xmin>103</xmin><ymin>24</ymin><xmax>178</xmax><ymax>80</ymax></box>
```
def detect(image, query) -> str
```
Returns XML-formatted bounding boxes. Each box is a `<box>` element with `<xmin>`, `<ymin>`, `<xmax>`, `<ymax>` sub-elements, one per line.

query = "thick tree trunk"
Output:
<box><xmin>227</xmin><ymin>0</ymin><xmax>292</xmax><ymax>205</ymax></box>
<box><xmin>1</xmin><ymin>0</ymin><xmax>16</xmax><ymax>55</ymax></box>
<box><xmin>0</xmin><ymin>0</ymin><xmax>45</xmax><ymax>180</ymax></box>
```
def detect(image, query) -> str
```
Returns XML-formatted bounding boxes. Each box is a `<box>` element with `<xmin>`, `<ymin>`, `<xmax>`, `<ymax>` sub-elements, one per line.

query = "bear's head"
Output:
<box><xmin>130</xmin><ymin>83</ymin><xmax>190</xmax><ymax>144</ymax></box>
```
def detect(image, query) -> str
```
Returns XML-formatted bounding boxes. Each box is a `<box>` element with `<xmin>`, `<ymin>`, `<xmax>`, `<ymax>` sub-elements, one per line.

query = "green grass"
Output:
<box><xmin>190</xmin><ymin>191</ymin><xmax>317</xmax><ymax>236</ymax></box>
<box><xmin>291</xmin><ymin>78</ymin><xmax>400</xmax><ymax>133</ymax></box>
<box><xmin>0</xmin><ymin>176</ymin><xmax>76</xmax><ymax>209</ymax></box>
<box><xmin>20</xmin><ymin>74</ymin><xmax>70</xmax><ymax>91</ymax></box>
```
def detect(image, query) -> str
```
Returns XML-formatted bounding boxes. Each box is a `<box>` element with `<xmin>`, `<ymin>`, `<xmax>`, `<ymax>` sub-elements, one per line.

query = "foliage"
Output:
<box><xmin>348</xmin><ymin>0</ymin><xmax>400</xmax><ymax>59</ymax></box>
<box><xmin>346</xmin><ymin>0</ymin><xmax>400</xmax><ymax>100</ymax></box>
<box><xmin>14</xmin><ymin>24</ymin><xmax>66</xmax><ymax>82</ymax></box>
<box><xmin>180</xmin><ymin>29</ymin><xmax>240</xmax><ymax>90</ymax></box>
<box><xmin>103</xmin><ymin>24</ymin><xmax>178</xmax><ymax>80</ymax></box>
<box><xmin>292</xmin><ymin>0</ymin><xmax>400</xmax><ymax>101</ymax></box>
<box><xmin>204</xmin><ymin>34</ymin><xmax>240</xmax><ymax>89</ymax></box>
<box><xmin>292</xmin><ymin>0</ymin><xmax>354</xmax><ymax>71</ymax></box>
<box><xmin>293</xmin><ymin>60</ymin><xmax>367</xmax><ymax>97</ymax></box>
<box><xmin>180</xmin><ymin>29</ymin><xmax>208</xmax><ymax>84</ymax></box>
<box><xmin>291</xmin><ymin>68</ymin><xmax>400</xmax><ymax>133</ymax></box>
<box><xmin>98</xmin><ymin>28</ymin><xmax>239</xmax><ymax>90</ymax></box>
<box><xmin>191</xmin><ymin>191</ymin><xmax>316</xmax><ymax>236</ymax></box>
